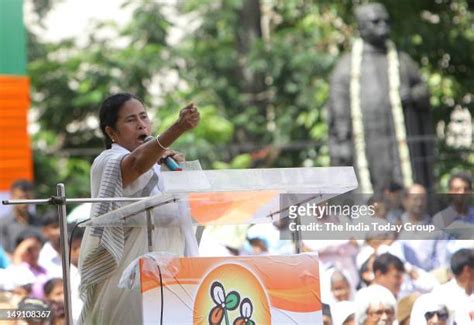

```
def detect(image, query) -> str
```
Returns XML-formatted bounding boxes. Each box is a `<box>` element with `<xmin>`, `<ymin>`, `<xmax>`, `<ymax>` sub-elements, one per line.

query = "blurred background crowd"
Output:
<box><xmin>226</xmin><ymin>171</ymin><xmax>474</xmax><ymax>324</ymax></box>
<box><xmin>0</xmin><ymin>173</ymin><xmax>473</xmax><ymax>324</ymax></box>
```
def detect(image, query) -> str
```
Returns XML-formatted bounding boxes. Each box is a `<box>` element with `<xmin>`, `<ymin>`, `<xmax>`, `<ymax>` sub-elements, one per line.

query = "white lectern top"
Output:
<box><xmin>81</xmin><ymin>167</ymin><xmax>358</xmax><ymax>227</ymax></box>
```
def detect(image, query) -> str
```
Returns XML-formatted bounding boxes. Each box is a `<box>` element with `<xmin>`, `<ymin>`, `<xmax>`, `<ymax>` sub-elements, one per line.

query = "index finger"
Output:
<box><xmin>185</xmin><ymin>103</ymin><xmax>197</xmax><ymax>112</ymax></box>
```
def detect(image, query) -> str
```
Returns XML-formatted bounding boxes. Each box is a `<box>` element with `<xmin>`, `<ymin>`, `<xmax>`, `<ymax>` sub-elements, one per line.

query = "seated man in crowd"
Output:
<box><xmin>0</xmin><ymin>180</ymin><xmax>42</xmax><ymax>254</ymax></box>
<box><xmin>391</xmin><ymin>183</ymin><xmax>447</xmax><ymax>272</ymax></box>
<box><xmin>370</xmin><ymin>253</ymin><xmax>405</xmax><ymax>298</ymax></box>
<box><xmin>433</xmin><ymin>172</ymin><xmax>474</xmax><ymax>256</ymax></box>
<box><xmin>433</xmin><ymin>172</ymin><xmax>474</xmax><ymax>260</ymax></box>
<box><xmin>382</xmin><ymin>181</ymin><xmax>405</xmax><ymax>224</ymax></box>
<box><xmin>434</xmin><ymin>172</ymin><xmax>474</xmax><ymax>229</ymax></box>
<box><xmin>355</xmin><ymin>284</ymin><xmax>397</xmax><ymax>325</ymax></box>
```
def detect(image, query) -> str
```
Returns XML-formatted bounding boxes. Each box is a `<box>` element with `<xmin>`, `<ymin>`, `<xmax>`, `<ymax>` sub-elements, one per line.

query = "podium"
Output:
<box><xmin>119</xmin><ymin>253</ymin><xmax>321</xmax><ymax>324</ymax></box>
<box><xmin>82</xmin><ymin>167</ymin><xmax>358</xmax><ymax>324</ymax></box>
<box><xmin>82</xmin><ymin>167</ymin><xmax>358</xmax><ymax>228</ymax></box>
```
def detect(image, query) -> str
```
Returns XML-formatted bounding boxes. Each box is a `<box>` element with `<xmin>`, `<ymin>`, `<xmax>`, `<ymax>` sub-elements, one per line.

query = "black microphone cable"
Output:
<box><xmin>68</xmin><ymin>219</ymin><xmax>89</xmax><ymax>267</ymax></box>
<box><xmin>157</xmin><ymin>264</ymin><xmax>164</xmax><ymax>325</ymax></box>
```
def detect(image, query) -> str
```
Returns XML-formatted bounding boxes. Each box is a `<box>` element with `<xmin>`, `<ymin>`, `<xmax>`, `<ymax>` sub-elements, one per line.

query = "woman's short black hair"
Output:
<box><xmin>373</xmin><ymin>253</ymin><xmax>405</xmax><ymax>274</ymax></box>
<box><xmin>43</xmin><ymin>278</ymin><xmax>63</xmax><ymax>296</ymax></box>
<box><xmin>11</xmin><ymin>179</ymin><xmax>34</xmax><ymax>192</ymax></box>
<box><xmin>99</xmin><ymin>93</ymin><xmax>143</xmax><ymax>149</ymax></box>
<box><xmin>450</xmin><ymin>248</ymin><xmax>474</xmax><ymax>276</ymax></box>
<box><xmin>15</xmin><ymin>229</ymin><xmax>43</xmax><ymax>248</ymax></box>
<box><xmin>41</xmin><ymin>209</ymin><xmax>59</xmax><ymax>227</ymax></box>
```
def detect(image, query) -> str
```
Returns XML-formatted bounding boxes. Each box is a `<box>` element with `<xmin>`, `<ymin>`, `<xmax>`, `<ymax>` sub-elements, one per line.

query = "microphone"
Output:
<box><xmin>144</xmin><ymin>135</ymin><xmax>183</xmax><ymax>171</ymax></box>
<box><xmin>163</xmin><ymin>157</ymin><xmax>183</xmax><ymax>171</ymax></box>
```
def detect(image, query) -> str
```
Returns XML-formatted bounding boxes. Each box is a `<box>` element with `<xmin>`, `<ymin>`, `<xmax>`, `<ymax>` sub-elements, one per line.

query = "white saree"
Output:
<box><xmin>78</xmin><ymin>144</ymin><xmax>196</xmax><ymax>324</ymax></box>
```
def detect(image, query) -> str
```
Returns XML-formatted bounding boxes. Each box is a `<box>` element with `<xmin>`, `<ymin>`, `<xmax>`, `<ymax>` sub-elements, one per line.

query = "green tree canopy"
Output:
<box><xmin>27</xmin><ymin>0</ymin><xmax>473</xmax><ymax>199</ymax></box>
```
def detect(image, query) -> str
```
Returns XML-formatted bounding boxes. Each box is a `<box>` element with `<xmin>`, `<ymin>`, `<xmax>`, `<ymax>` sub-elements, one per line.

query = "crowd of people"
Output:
<box><xmin>218</xmin><ymin>171</ymin><xmax>473</xmax><ymax>325</ymax></box>
<box><xmin>0</xmin><ymin>180</ymin><xmax>85</xmax><ymax>324</ymax></box>
<box><xmin>1</xmin><ymin>171</ymin><xmax>473</xmax><ymax>325</ymax></box>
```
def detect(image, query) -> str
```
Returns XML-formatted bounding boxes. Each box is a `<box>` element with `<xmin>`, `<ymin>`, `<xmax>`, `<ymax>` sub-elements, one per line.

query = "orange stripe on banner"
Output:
<box><xmin>0</xmin><ymin>129</ymin><xmax>29</xmax><ymax>137</ymax></box>
<box><xmin>0</xmin><ymin>160</ymin><xmax>32</xmax><ymax>168</ymax></box>
<box><xmin>0</xmin><ymin>132</ymin><xmax>29</xmax><ymax>140</ymax></box>
<box><xmin>188</xmin><ymin>191</ymin><xmax>278</xmax><ymax>224</ymax></box>
<box><xmin>0</xmin><ymin>75</ymin><xmax>32</xmax><ymax>191</ymax></box>
<box><xmin>140</xmin><ymin>254</ymin><xmax>321</xmax><ymax>313</ymax></box>
<box><xmin>0</xmin><ymin>170</ymin><xmax>33</xmax><ymax>181</ymax></box>
<box><xmin>0</xmin><ymin>76</ymin><xmax>30</xmax><ymax>96</ymax></box>
<box><xmin>0</xmin><ymin>138</ymin><xmax>30</xmax><ymax>147</ymax></box>
<box><xmin>0</xmin><ymin>99</ymin><xmax>30</xmax><ymax>109</ymax></box>
<box><xmin>0</xmin><ymin>149</ymin><xmax>32</xmax><ymax>159</ymax></box>
<box><xmin>1</xmin><ymin>113</ymin><xmax>28</xmax><ymax>121</ymax></box>
<box><xmin>0</xmin><ymin>120</ymin><xmax>28</xmax><ymax>128</ymax></box>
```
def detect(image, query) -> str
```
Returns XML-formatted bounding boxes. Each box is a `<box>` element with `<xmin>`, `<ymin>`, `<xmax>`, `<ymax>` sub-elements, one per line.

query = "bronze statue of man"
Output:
<box><xmin>327</xmin><ymin>3</ymin><xmax>434</xmax><ymax>193</ymax></box>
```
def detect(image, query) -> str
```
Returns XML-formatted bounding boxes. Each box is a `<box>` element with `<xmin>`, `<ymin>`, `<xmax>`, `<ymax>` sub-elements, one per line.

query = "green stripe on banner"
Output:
<box><xmin>0</xmin><ymin>0</ymin><xmax>26</xmax><ymax>75</ymax></box>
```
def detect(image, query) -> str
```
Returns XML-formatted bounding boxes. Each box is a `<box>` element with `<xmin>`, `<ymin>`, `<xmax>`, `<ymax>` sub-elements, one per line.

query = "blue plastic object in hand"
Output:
<box><xmin>143</xmin><ymin>136</ymin><xmax>183</xmax><ymax>171</ymax></box>
<box><xmin>164</xmin><ymin>156</ymin><xmax>182</xmax><ymax>171</ymax></box>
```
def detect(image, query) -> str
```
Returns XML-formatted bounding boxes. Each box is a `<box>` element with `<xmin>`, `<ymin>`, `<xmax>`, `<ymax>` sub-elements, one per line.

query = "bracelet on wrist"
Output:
<box><xmin>155</xmin><ymin>136</ymin><xmax>169</xmax><ymax>151</ymax></box>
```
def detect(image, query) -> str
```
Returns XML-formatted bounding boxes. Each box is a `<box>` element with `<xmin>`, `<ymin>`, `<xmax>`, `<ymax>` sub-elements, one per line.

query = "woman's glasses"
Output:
<box><xmin>424</xmin><ymin>307</ymin><xmax>449</xmax><ymax>321</ymax></box>
<box><xmin>369</xmin><ymin>308</ymin><xmax>394</xmax><ymax>317</ymax></box>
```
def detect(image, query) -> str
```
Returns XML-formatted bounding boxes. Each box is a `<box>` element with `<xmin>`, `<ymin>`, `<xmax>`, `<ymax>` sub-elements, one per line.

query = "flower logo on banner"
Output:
<box><xmin>194</xmin><ymin>263</ymin><xmax>270</xmax><ymax>324</ymax></box>
<box><xmin>209</xmin><ymin>281</ymin><xmax>240</xmax><ymax>325</ymax></box>
<box><xmin>233</xmin><ymin>298</ymin><xmax>255</xmax><ymax>325</ymax></box>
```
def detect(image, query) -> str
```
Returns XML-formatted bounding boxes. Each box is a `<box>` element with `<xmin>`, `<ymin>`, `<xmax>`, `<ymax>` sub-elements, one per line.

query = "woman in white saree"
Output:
<box><xmin>78</xmin><ymin>93</ymin><xmax>200</xmax><ymax>324</ymax></box>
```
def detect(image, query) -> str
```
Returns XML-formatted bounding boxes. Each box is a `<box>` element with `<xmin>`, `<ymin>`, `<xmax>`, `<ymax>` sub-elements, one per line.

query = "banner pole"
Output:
<box><xmin>57</xmin><ymin>184</ymin><xmax>73</xmax><ymax>325</ymax></box>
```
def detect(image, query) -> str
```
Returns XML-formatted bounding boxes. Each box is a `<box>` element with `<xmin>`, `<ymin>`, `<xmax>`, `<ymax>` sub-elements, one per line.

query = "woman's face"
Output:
<box><xmin>21</xmin><ymin>237</ymin><xmax>42</xmax><ymax>267</ymax></box>
<box><xmin>365</xmin><ymin>303</ymin><xmax>394</xmax><ymax>325</ymax></box>
<box><xmin>106</xmin><ymin>98</ymin><xmax>152</xmax><ymax>152</ymax></box>
<box><xmin>331</xmin><ymin>278</ymin><xmax>351</xmax><ymax>301</ymax></box>
<box><xmin>425</xmin><ymin>307</ymin><xmax>449</xmax><ymax>325</ymax></box>
<box><xmin>426</xmin><ymin>315</ymin><xmax>447</xmax><ymax>325</ymax></box>
<box><xmin>47</xmin><ymin>282</ymin><xmax>64</xmax><ymax>303</ymax></box>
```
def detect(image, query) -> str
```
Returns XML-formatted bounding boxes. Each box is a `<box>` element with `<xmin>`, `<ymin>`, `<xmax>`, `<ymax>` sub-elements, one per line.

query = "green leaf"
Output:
<box><xmin>224</xmin><ymin>291</ymin><xmax>240</xmax><ymax>310</ymax></box>
<box><xmin>230</xmin><ymin>154</ymin><xmax>252</xmax><ymax>169</ymax></box>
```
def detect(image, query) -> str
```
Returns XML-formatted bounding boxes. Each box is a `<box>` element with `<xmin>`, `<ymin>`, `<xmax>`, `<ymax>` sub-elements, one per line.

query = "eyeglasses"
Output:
<box><xmin>424</xmin><ymin>309</ymin><xmax>449</xmax><ymax>321</ymax></box>
<box><xmin>369</xmin><ymin>309</ymin><xmax>394</xmax><ymax>317</ymax></box>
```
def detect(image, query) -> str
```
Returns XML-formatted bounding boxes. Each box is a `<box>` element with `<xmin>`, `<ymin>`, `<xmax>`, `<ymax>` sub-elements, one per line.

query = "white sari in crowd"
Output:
<box><xmin>78</xmin><ymin>144</ymin><xmax>197</xmax><ymax>324</ymax></box>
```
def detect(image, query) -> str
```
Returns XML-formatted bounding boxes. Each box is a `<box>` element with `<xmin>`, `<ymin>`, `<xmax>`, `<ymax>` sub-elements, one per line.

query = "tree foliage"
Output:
<box><xmin>27</xmin><ymin>0</ymin><xmax>473</xmax><ymax>199</ymax></box>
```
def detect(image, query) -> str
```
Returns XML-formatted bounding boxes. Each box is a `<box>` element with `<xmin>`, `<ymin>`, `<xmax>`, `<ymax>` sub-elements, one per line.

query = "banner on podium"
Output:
<box><xmin>139</xmin><ymin>254</ymin><xmax>321</xmax><ymax>324</ymax></box>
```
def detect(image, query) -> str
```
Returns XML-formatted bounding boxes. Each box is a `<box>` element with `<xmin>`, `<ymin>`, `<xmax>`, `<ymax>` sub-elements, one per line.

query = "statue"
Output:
<box><xmin>327</xmin><ymin>3</ymin><xmax>435</xmax><ymax>193</ymax></box>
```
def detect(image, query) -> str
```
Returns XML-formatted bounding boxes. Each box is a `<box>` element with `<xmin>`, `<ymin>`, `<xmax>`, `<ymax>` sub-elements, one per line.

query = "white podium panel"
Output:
<box><xmin>121</xmin><ymin>253</ymin><xmax>322</xmax><ymax>324</ymax></box>
<box><xmin>82</xmin><ymin>167</ymin><xmax>358</xmax><ymax>227</ymax></box>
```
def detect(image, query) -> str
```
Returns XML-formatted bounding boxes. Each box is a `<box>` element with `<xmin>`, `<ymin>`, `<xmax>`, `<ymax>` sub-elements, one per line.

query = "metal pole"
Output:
<box><xmin>293</xmin><ymin>215</ymin><xmax>302</xmax><ymax>254</ymax></box>
<box><xmin>146</xmin><ymin>209</ymin><xmax>154</xmax><ymax>252</ymax></box>
<box><xmin>57</xmin><ymin>184</ymin><xmax>73</xmax><ymax>325</ymax></box>
<box><xmin>2</xmin><ymin>197</ymin><xmax>148</xmax><ymax>206</ymax></box>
